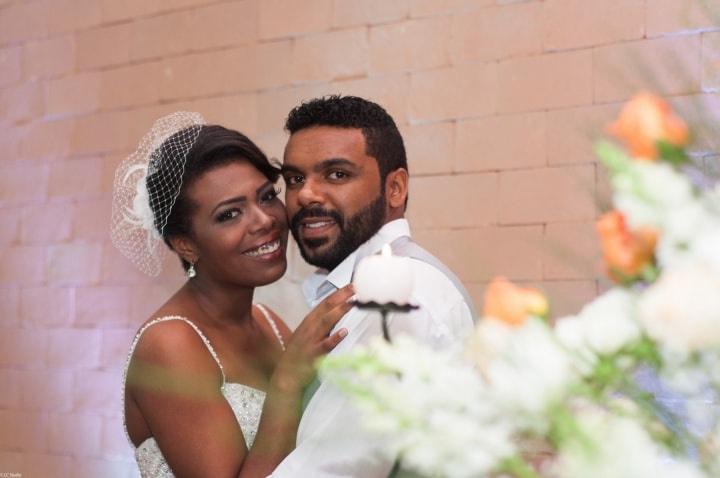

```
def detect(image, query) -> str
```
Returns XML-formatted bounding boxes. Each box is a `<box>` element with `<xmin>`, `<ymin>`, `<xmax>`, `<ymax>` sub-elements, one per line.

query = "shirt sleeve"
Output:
<box><xmin>270</xmin><ymin>262</ymin><xmax>475</xmax><ymax>477</ymax></box>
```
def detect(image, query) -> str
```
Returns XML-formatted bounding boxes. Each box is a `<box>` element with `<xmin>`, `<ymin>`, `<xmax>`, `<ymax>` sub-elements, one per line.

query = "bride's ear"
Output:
<box><xmin>168</xmin><ymin>235</ymin><xmax>198</xmax><ymax>265</ymax></box>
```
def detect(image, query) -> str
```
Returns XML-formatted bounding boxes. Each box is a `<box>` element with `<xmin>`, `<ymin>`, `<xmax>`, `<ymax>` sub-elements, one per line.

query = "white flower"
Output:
<box><xmin>323</xmin><ymin>336</ymin><xmax>517</xmax><ymax>478</ymax></box>
<box><xmin>555</xmin><ymin>316</ymin><xmax>597</xmax><ymax>375</ymax></box>
<box><xmin>465</xmin><ymin>318</ymin><xmax>514</xmax><ymax>368</ymax></box>
<box><xmin>656</xmin><ymin>207</ymin><xmax>720</xmax><ymax>272</ymax></box>
<box><xmin>553</xmin><ymin>406</ymin><xmax>706</xmax><ymax>478</ymax></box>
<box><xmin>639</xmin><ymin>261</ymin><xmax>720</xmax><ymax>352</ymax></box>
<box><xmin>687</xmin><ymin>225</ymin><xmax>720</xmax><ymax>276</ymax></box>
<box><xmin>122</xmin><ymin>163</ymin><xmax>158</xmax><ymax>234</ymax></box>
<box><xmin>700</xmin><ymin>350</ymin><xmax>720</xmax><ymax>388</ymax></box>
<box><xmin>555</xmin><ymin>289</ymin><xmax>641</xmax><ymax>365</ymax></box>
<box><xmin>481</xmin><ymin>319</ymin><xmax>577</xmax><ymax>428</ymax></box>
<box><xmin>704</xmin><ymin>182</ymin><xmax>720</xmax><ymax>215</ymax></box>
<box><xmin>612</xmin><ymin>161</ymin><xmax>695</xmax><ymax>231</ymax></box>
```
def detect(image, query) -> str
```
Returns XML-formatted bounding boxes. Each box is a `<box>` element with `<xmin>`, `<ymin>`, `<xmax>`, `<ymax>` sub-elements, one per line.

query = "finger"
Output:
<box><xmin>318</xmin><ymin>299</ymin><xmax>354</xmax><ymax>330</ymax></box>
<box><xmin>320</xmin><ymin>285</ymin><xmax>355</xmax><ymax>308</ymax></box>
<box><xmin>297</xmin><ymin>286</ymin><xmax>355</xmax><ymax>332</ymax></box>
<box><xmin>320</xmin><ymin>328</ymin><xmax>348</xmax><ymax>352</ymax></box>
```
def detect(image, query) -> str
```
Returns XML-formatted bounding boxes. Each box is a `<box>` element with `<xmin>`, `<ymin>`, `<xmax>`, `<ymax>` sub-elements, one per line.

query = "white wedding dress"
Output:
<box><xmin>122</xmin><ymin>305</ymin><xmax>285</xmax><ymax>477</ymax></box>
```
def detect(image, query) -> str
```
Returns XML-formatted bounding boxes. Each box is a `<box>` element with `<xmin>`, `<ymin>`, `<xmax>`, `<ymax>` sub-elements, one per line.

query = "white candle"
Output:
<box><xmin>353</xmin><ymin>244</ymin><xmax>414</xmax><ymax>305</ymax></box>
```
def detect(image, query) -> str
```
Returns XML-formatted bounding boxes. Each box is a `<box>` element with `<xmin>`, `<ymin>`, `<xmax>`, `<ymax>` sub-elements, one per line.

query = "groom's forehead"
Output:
<box><xmin>284</xmin><ymin>127</ymin><xmax>367</xmax><ymax>161</ymax></box>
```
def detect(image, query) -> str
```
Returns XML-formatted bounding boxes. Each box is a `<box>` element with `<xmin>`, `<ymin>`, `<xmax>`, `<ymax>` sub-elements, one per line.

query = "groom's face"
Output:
<box><xmin>282</xmin><ymin>126</ymin><xmax>387</xmax><ymax>271</ymax></box>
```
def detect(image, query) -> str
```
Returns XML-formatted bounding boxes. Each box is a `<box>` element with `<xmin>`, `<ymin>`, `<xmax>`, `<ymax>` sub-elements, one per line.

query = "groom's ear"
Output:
<box><xmin>168</xmin><ymin>235</ymin><xmax>198</xmax><ymax>265</ymax></box>
<box><xmin>385</xmin><ymin>168</ymin><xmax>409</xmax><ymax>210</ymax></box>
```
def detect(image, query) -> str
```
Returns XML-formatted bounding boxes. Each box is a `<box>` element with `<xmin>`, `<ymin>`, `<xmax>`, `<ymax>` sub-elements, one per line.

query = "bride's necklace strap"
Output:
<box><xmin>254</xmin><ymin>304</ymin><xmax>286</xmax><ymax>351</ymax></box>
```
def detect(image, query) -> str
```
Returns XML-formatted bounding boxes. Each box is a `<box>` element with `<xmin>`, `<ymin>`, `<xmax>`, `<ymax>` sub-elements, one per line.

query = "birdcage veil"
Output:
<box><xmin>111</xmin><ymin>111</ymin><xmax>206</xmax><ymax>276</ymax></box>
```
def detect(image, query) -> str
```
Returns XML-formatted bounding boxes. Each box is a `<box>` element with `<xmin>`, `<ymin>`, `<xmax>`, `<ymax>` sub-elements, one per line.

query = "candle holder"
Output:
<box><xmin>352</xmin><ymin>301</ymin><xmax>419</xmax><ymax>343</ymax></box>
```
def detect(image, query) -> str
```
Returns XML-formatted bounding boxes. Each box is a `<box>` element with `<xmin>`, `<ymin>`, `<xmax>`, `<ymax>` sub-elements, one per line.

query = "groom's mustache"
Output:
<box><xmin>290</xmin><ymin>207</ymin><xmax>344</xmax><ymax>233</ymax></box>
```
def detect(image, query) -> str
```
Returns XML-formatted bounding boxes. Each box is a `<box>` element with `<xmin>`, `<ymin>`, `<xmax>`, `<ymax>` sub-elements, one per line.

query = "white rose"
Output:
<box><xmin>638</xmin><ymin>262</ymin><xmax>720</xmax><ymax>352</ymax></box>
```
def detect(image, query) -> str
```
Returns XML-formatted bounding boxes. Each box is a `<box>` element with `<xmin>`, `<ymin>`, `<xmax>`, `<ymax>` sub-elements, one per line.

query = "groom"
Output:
<box><xmin>272</xmin><ymin>96</ymin><xmax>476</xmax><ymax>477</ymax></box>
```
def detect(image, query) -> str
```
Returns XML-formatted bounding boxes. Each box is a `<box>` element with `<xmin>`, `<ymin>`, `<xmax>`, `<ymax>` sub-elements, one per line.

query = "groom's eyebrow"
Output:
<box><xmin>280</xmin><ymin>164</ymin><xmax>302</xmax><ymax>175</ymax></box>
<box><xmin>281</xmin><ymin>158</ymin><xmax>357</xmax><ymax>175</ymax></box>
<box><xmin>316</xmin><ymin>158</ymin><xmax>356</xmax><ymax>171</ymax></box>
<box><xmin>280</xmin><ymin>158</ymin><xmax>357</xmax><ymax>174</ymax></box>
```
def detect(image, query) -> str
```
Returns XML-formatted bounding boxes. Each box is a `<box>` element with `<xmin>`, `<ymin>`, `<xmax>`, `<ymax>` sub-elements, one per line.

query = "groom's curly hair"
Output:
<box><xmin>284</xmin><ymin>95</ymin><xmax>408</xmax><ymax>190</ymax></box>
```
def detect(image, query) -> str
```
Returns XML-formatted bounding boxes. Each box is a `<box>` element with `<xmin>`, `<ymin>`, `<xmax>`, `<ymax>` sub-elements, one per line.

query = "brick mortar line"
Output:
<box><xmin>0</xmin><ymin>0</ymin><xmax>235</xmax><ymax>49</ymax></box>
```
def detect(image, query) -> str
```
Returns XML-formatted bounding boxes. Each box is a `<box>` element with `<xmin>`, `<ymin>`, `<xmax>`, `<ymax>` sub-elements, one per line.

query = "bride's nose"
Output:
<box><xmin>248</xmin><ymin>205</ymin><xmax>276</xmax><ymax>233</ymax></box>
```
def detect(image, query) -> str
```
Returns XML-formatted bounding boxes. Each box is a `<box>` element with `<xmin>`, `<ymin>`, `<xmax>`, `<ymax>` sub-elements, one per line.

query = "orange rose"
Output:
<box><xmin>483</xmin><ymin>277</ymin><xmax>549</xmax><ymax>326</ymax></box>
<box><xmin>607</xmin><ymin>92</ymin><xmax>688</xmax><ymax>160</ymax></box>
<box><xmin>596</xmin><ymin>210</ymin><xmax>658</xmax><ymax>282</ymax></box>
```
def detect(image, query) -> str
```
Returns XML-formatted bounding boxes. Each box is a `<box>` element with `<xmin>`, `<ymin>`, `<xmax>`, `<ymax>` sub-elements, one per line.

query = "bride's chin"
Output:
<box><xmin>252</xmin><ymin>261</ymin><xmax>288</xmax><ymax>287</ymax></box>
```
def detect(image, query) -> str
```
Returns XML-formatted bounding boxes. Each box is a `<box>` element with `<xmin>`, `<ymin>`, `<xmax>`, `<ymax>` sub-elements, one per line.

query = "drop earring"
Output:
<box><xmin>187</xmin><ymin>262</ymin><xmax>196</xmax><ymax>278</ymax></box>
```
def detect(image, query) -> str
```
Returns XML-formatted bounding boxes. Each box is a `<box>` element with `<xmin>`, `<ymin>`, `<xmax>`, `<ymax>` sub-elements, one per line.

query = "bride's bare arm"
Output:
<box><xmin>126</xmin><ymin>285</ymin><xmax>354</xmax><ymax>478</ymax></box>
<box><xmin>239</xmin><ymin>285</ymin><xmax>354</xmax><ymax>477</ymax></box>
<box><xmin>127</xmin><ymin>320</ymin><xmax>247</xmax><ymax>477</ymax></box>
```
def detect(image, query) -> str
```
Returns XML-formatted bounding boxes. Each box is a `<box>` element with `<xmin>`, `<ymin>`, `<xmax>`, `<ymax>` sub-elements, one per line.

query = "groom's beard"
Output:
<box><xmin>290</xmin><ymin>193</ymin><xmax>386</xmax><ymax>271</ymax></box>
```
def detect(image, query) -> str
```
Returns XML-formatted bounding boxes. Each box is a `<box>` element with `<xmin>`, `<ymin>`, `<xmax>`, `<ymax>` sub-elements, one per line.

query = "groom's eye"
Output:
<box><xmin>284</xmin><ymin>174</ymin><xmax>304</xmax><ymax>186</ymax></box>
<box><xmin>327</xmin><ymin>170</ymin><xmax>350</xmax><ymax>181</ymax></box>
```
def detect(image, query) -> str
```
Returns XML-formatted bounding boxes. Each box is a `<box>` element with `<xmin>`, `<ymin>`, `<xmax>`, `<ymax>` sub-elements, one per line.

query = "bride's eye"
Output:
<box><xmin>260</xmin><ymin>185</ymin><xmax>282</xmax><ymax>203</ymax></box>
<box><xmin>216</xmin><ymin>209</ymin><xmax>241</xmax><ymax>222</ymax></box>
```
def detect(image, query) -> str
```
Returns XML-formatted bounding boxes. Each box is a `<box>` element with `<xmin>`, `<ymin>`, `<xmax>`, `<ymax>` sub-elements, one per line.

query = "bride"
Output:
<box><xmin>112</xmin><ymin>112</ymin><xmax>353</xmax><ymax>477</ymax></box>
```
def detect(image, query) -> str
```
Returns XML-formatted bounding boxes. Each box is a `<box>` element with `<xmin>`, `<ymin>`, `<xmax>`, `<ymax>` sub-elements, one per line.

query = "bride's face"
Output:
<box><xmin>182</xmin><ymin>160</ymin><xmax>289</xmax><ymax>287</ymax></box>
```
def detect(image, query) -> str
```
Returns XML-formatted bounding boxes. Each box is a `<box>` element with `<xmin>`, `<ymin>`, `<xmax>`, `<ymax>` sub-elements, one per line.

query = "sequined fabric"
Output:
<box><xmin>133</xmin><ymin>383</ymin><xmax>266</xmax><ymax>478</ymax></box>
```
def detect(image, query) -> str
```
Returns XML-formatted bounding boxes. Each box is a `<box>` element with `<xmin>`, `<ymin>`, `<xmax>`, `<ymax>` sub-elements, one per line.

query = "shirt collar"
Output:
<box><xmin>301</xmin><ymin>219</ymin><xmax>412</xmax><ymax>306</ymax></box>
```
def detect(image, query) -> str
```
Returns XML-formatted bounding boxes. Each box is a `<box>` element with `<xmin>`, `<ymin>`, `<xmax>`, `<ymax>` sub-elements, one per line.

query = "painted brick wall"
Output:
<box><xmin>0</xmin><ymin>0</ymin><xmax>718</xmax><ymax>475</ymax></box>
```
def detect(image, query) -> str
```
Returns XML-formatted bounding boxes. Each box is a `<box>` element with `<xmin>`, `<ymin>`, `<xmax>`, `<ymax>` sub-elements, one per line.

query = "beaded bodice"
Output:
<box><xmin>123</xmin><ymin>305</ymin><xmax>285</xmax><ymax>477</ymax></box>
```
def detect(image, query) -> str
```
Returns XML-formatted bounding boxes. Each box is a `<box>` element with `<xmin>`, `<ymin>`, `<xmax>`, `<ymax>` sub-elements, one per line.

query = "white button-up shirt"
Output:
<box><xmin>271</xmin><ymin>219</ymin><xmax>474</xmax><ymax>477</ymax></box>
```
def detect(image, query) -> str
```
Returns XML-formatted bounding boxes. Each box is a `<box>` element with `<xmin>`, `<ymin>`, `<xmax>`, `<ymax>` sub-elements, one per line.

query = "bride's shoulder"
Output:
<box><xmin>129</xmin><ymin>316</ymin><xmax>221</xmax><ymax>379</ymax></box>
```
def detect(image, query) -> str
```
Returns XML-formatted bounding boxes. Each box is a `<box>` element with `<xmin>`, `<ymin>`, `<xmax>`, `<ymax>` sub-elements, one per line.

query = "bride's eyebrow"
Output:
<box><xmin>212</xmin><ymin>195</ymin><xmax>247</xmax><ymax>214</ymax></box>
<box><xmin>211</xmin><ymin>181</ymin><xmax>274</xmax><ymax>213</ymax></box>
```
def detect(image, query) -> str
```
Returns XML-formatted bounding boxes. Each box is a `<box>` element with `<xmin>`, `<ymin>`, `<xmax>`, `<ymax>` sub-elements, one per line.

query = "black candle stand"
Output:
<box><xmin>352</xmin><ymin>301</ymin><xmax>419</xmax><ymax>342</ymax></box>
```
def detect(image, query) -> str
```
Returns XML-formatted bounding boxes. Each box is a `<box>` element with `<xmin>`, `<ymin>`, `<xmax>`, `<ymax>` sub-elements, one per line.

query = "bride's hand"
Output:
<box><xmin>272</xmin><ymin>285</ymin><xmax>354</xmax><ymax>393</ymax></box>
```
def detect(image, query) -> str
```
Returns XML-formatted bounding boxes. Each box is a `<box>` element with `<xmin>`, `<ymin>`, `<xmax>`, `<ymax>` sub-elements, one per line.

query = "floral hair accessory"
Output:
<box><xmin>111</xmin><ymin>111</ymin><xmax>206</xmax><ymax>276</ymax></box>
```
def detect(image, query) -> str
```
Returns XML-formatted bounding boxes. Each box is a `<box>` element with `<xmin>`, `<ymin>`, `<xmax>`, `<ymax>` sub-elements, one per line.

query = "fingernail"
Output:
<box><xmin>346</xmin><ymin>294</ymin><xmax>357</xmax><ymax>303</ymax></box>
<box><xmin>338</xmin><ymin>328</ymin><xmax>348</xmax><ymax>338</ymax></box>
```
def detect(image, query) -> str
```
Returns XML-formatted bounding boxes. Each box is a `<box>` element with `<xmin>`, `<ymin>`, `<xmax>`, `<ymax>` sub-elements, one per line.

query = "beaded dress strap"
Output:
<box><xmin>254</xmin><ymin>304</ymin><xmax>286</xmax><ymax>351</ymax></box>
<box><xmin>121</xmin><ymin>316</ymin><xmax>226</xmax><ymax>447</ymax></box>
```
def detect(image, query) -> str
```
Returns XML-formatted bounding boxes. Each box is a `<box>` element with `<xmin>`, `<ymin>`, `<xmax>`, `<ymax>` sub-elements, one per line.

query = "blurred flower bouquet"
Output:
<box><xmin>320</xmin><ymin>93</ymin><xmax>720</xmax><ymax>478</ymax></box>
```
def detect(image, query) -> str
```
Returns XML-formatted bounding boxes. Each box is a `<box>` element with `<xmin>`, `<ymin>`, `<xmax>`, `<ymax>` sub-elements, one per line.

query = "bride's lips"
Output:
<box><xmin>299</xmin><ymin>218</ymin><xmax>337</xmax><ymax>240</ymax></box>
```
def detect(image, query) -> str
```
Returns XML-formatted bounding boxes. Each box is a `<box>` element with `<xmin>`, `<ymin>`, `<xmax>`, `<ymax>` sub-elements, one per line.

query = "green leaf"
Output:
<box><xmin>594</xmin><ymin>140</ymin><xmax>632</xmax><ymax>174</ymax></box>
<box><xmin>498</xmin><ymin>455</ymin><xmax>543</xmax><ymax>478</ymax></box>
<box><xmin>656</xmin><ymin>140</ymin><xmax>690</xmax><ymax>166</ymax></box>
<box><xmin>639</xmin><ymin>263</ymin><xmax>660</xmax><ymax>284</ymax></box>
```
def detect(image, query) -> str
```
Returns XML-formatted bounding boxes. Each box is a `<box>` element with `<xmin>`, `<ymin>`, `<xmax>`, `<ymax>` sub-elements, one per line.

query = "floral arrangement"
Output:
<box><xmin>320</xmin><ymin>93</ymin><xmax>720</xmax><ymax>478</ymax></box>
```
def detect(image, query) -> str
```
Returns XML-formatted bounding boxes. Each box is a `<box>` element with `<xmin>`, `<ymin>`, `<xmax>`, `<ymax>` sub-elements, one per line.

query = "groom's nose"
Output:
<box><xmin>296</xmin><ymin>178</ymin><xmax>325</xmax><ymax>208</ymax></box>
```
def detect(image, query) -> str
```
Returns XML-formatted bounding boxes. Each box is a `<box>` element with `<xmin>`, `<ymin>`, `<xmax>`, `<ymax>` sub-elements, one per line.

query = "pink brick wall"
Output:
<box><xmin>1</xmin><ymin>0</ymin><xmax>718</xmax><ymax>475</ymax></box>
